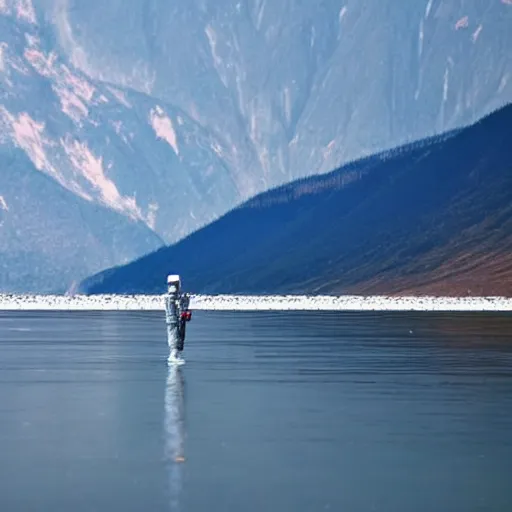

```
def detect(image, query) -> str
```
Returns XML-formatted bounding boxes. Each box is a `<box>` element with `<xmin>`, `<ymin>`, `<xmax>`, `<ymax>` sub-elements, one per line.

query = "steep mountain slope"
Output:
<box><xmin>80</xmin><ymin>104</ymin><xmax>512</xmax><ymax>296</ymax></box>
<box><xmin>51</xmin><ymin>0</ymin><xmax>512</xmax><ymax>186</ymax></box>
<box><xmin>0</xmin><ymin>148</ymin><xmax>162</xmax><ymax>293</ymax></box>
<box><xmin>1</xmin><ymin>0</ymin><xmax>511</xmax><ymax>293</ymax></box>
<box><xmin>1</xmin><ymin>0</ymin><xmax>512</xmax><ymax>237</ymax></box>
<box><xmin>0</xmin><ymin>8</ymin><xmax>239</xmax><ymax>244</ymax></box>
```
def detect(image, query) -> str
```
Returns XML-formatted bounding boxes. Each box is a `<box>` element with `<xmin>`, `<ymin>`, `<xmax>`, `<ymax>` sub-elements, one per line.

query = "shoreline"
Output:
<box><xmin>1</xmin><ymin>294</ymin><xmax>512</xmax><ymax>312</ymax></box>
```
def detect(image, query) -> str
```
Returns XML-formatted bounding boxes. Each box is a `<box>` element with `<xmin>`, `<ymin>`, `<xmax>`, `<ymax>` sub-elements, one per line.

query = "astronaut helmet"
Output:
<box><xmin>167</xmin><ymin>274</ymin><xmax>181</xmax><ymax>294</ymax></box>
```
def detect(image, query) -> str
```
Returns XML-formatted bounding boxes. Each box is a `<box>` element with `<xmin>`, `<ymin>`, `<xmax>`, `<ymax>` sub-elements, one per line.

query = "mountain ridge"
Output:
<box><xmin>1</xmin><ymin>0</ymin><xmax>511</xmax><ymax>292</ymax></box>
<box><xmin>0</xmin><ymin>147</ymin><xmax>163</xmax><ymax>293</ymax></box>
<box><xmin>80</xmin><ymin>103</ymin><xmax>512</xmax><ymax>296</ymax></box>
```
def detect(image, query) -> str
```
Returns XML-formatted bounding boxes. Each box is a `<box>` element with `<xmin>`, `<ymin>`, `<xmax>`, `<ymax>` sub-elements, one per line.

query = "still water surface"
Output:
<box><xmin>0</xmin><ymin>310</ymin><xmax>511</xmax><ymax>511</ymax></box>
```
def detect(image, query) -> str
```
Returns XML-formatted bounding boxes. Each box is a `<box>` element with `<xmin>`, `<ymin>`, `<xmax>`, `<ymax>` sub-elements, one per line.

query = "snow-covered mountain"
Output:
<box><xmin>1</xmin><ymin>0</ymin><xmax>511</xmax><ymax>291</ymax></box>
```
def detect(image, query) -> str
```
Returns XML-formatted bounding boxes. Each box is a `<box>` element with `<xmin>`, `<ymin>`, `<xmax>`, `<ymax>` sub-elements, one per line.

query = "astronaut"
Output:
<box><xmin>165</xmin><ymin>274</ymin><xmax>192</xmax><ymax>362</ymax></box>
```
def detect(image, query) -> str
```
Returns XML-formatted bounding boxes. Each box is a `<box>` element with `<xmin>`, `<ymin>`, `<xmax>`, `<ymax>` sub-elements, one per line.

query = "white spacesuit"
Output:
<box><xmin>165</xmin><ymin>274</ymin><xmax>191</xmax><ymax>362</ymax></box>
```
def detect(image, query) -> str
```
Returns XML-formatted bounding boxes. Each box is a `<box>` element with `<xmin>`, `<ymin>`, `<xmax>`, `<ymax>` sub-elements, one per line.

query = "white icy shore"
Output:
<box><xmin>1</xmin><ymin>294</ymin><xmax>512</xmax><ymax>312</ymax></box>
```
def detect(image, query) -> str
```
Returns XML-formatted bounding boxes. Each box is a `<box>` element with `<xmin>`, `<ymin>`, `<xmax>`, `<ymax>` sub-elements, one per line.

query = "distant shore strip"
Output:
<box><xmin>1</xmin><ymin>295</ymin><xmax>512</xmax><ymax>312</ymax></box>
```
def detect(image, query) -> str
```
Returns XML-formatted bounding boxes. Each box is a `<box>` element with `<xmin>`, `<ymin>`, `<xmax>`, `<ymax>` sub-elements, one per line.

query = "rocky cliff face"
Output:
<box><xmin>1</xmin><ymin>0</ymin><xmax>511</xmax><ymax>291</ymax></box>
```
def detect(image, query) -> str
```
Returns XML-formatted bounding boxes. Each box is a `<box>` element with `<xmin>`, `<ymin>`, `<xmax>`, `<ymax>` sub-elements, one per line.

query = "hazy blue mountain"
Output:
<box><xmin>80</xmin><ymin>104</ymin><xmax>512</xmax><ymax>297</ymax></box>
<box><xmin>0</xmin><ymin>147</ymin><xmax>163</xmax><ymax>293</ymax></box>
<box><xmin>1</xmin><ymin>0</ymin><xmax>511</xmax><ymax>291</ymax></box>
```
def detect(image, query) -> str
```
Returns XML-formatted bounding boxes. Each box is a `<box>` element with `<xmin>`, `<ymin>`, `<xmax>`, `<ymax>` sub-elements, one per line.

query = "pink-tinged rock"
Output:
<box><xmin>455</xmin><ymin>16</ymin><xmax>469</xmax><ymax>30</ymax></box>
<box><xmin>61</xmin><ymin>137</ymin><xmax>145</xmax><ymax>222</ymax></box>
<box><xmin>54</xmin><ymin>85</ymin><xmax>89</xmax><ymax>123</ymax></box>
<box><xmin>6</xmin><ymin>110</ymin><xmax>53</xmax><ymax>173</ymax></box>
<box><xmin>15</xmin><ymin>0</ymin><xmax>37</xmax><ymax>25</ymax></box>
<box><xmin>24</xmin><ymin>48</ymin><xmax>56</xmax><ymax>77</ymax></box>
<box><xmin>149</xmin><ymin>106</ymin><xmax>180</xmax><ymax>156</ymax></box>
<box><xmin>23</xmin><ymin>43</ymin><xmax>95</xmax><ymax>123</ymax></box>
<box><xmin>62</xmin><ymin>66</ymin><xmax>95</xmax><ymax>102</ymax></box>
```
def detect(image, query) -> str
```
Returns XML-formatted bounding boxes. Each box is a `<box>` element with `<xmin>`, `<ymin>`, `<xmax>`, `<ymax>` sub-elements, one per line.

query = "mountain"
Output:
<box><xmin>80</xmin><ymin>104</ymin><xmax>512</xmax><ymax>297</ymax></box>
<box><xmin>1</xmin><ymin>0</ymin><xmax>512</xmax><ymax>292</ymax></box>
<box><xmin>0</xmin><ymin>147</ymin><xmax>163</xmax><ymax>293</ymax></box>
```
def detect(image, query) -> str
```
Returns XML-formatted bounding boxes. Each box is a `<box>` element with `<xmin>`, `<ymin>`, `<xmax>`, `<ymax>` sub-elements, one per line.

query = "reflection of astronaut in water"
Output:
<box><xmin>165</xmin><ymin>365</ymin><xmax>186</xmax><ymax>510</ymax></box>
<box><xmin>165</xmin><ymin>274</ymin><xmax>192</xmax><ymax>363</ymax></box>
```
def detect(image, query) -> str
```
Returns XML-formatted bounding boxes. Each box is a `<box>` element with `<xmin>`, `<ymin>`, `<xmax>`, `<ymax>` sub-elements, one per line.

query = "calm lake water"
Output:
<box><xmin>0</xmin><ymin>310</ymin><xmax>511</xmax><ymax>512</ymax></box>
